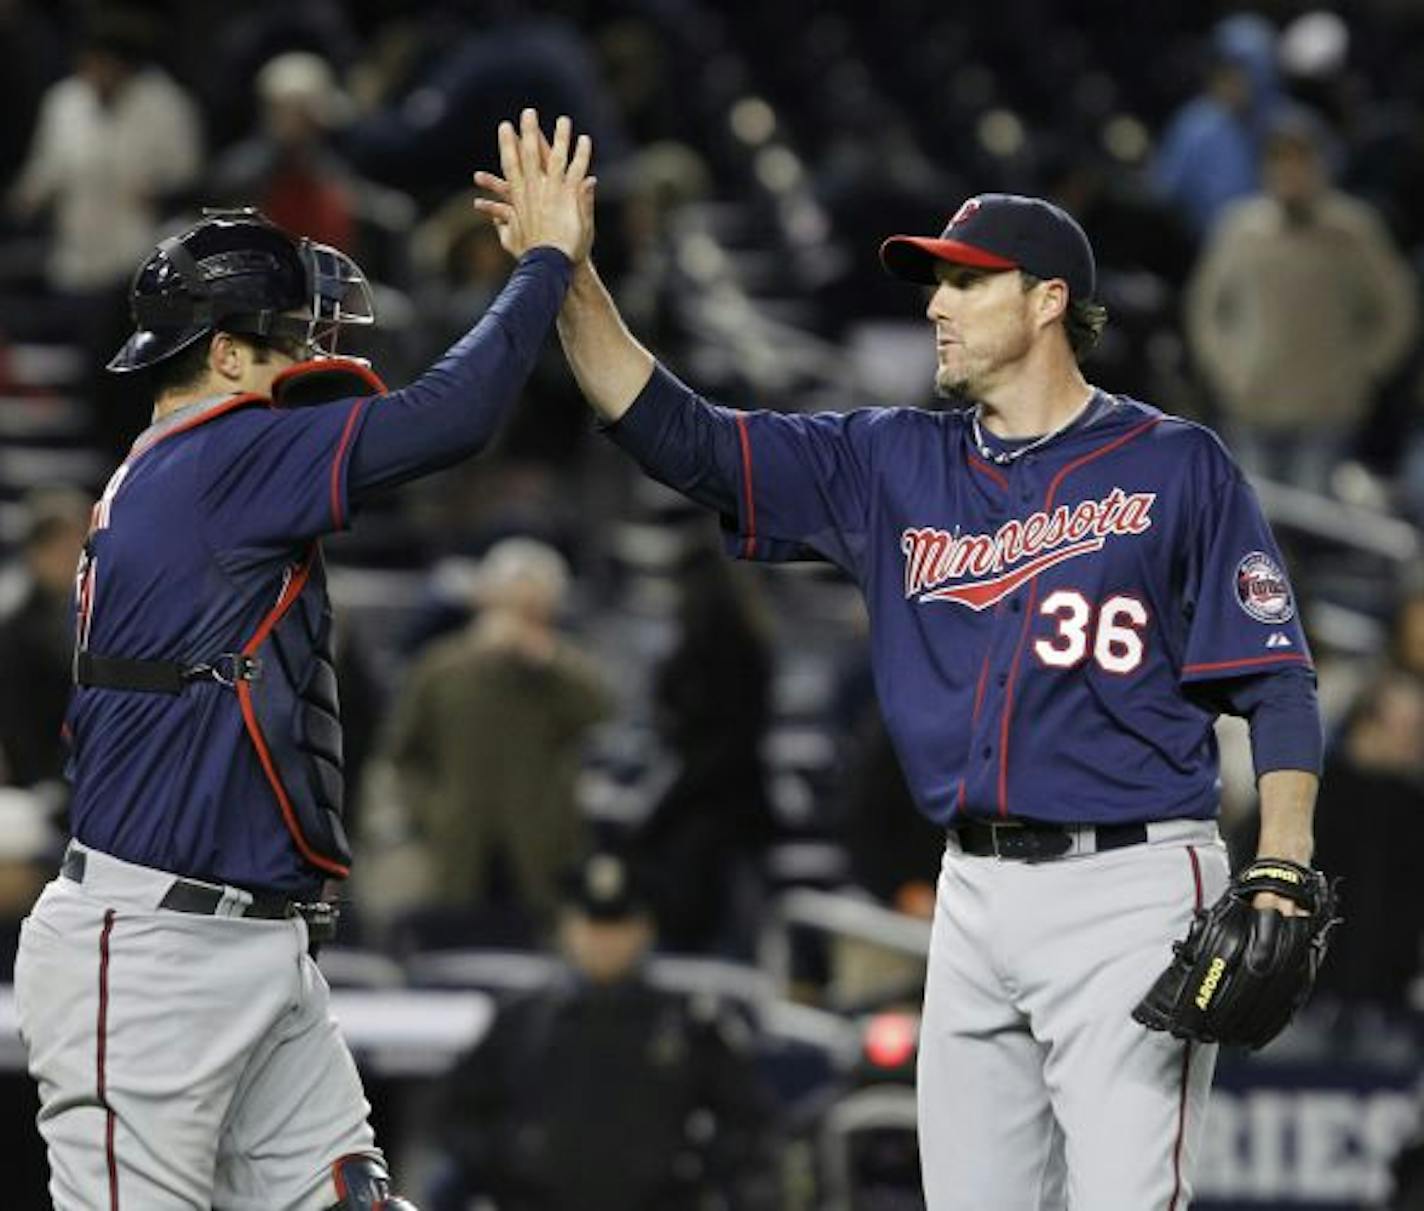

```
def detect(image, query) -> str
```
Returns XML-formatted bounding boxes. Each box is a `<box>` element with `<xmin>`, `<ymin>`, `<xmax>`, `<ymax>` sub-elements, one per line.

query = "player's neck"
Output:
<box><xmin>151</xmin><ymin>371</ymin><xmax>270</xmax><ymax>422</ymax></box>
<box><xmin>976</xmin><ymin>361</ymin><xmax>1094</xmax><ymax>441</ymax></box>
<box><xmin>152</xmin><ymin>389</ymin><xmax>215</xmax><ymax>423</ymax></box>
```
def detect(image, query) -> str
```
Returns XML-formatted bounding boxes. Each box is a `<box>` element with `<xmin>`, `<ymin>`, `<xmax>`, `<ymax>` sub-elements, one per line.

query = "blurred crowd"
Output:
<box><xmin>5</xmin><ymin>0</ymin><xmax>1424</xmax><ymax>1206</ymax></box>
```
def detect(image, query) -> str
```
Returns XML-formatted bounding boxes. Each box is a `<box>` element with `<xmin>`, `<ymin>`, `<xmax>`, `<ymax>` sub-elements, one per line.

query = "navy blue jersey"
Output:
<box><xmin>66</xmin><ymin>248</ymin><xmax>571</xmax><ymax>894</ymax></box>
<box><xmin>68</xmin><ymin>395</ymin><xmax>365</xmax><ymax>893</ymax></box>
<box><xmin>610</xmin><ymin>367</ymin><xmax>1313</xmax><ymax>827</ymax></box>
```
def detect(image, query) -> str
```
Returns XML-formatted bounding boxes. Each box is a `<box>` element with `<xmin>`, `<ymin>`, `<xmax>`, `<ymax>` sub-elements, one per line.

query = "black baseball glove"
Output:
<box><xmin>1132</xmin><ymin>858</ymin><xmax>1340</xmax><ymax>1049</ymax></box>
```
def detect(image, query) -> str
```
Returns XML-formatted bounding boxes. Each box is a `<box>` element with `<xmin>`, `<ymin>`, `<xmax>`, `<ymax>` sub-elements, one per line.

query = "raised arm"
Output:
<box><xmin>348</xmin><ymin>109</ymin><xmax>594</xmax><ymax>496</ymax></box>
<box><xmin>555</xmin><ymin>260</ymin><xmax>656</xmax><ymax>423</ymax></box>
<box><xmin>474</xmin><ymin>117</ymin><xmax>653</xmax><ymax>422</ymax></box>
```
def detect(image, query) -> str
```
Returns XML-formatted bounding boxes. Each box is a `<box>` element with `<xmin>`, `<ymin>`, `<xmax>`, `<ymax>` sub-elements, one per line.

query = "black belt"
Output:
<box><xmin>61</xmin><ymin>848</ymin><xmax>337</xmax><ymax>939</ymax></box>
<box><xmin>74</xmin><ymin>651</ymin><xmax>261</xmax><ymax>695</ymax></box>
<box><xmin>953</xmin><ymin>819</ymin><xmax>1149</xmax><ymax>861</ymax></box>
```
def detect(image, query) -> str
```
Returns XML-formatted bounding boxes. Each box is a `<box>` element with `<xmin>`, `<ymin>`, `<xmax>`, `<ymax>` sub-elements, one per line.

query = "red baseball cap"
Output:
<box><xmin>880</xmin><ymin>193</ymin><xmax>1097</xmax><ymax>299</ymax></box>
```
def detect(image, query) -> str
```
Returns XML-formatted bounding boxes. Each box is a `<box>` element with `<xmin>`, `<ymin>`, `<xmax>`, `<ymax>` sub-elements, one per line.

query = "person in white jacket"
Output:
<box><xmin>11</xmin><ymin>10</ymin><xmax>202</xmax><ymax>294</ymax></box>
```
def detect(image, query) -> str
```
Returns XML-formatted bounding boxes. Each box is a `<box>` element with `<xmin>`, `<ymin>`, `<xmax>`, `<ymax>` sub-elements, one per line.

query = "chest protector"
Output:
<box><xmin>236</xmin><ymin>542</ymin><xmax>349</xmax><ymax>876</ymax></box>
<box><xmin>241</xmin><ymin>358</ymin><xmax>386</xmax><ymax>878</ymax></box>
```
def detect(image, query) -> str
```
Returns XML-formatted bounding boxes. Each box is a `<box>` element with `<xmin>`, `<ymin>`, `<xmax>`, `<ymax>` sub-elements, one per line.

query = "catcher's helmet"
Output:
<box><xmin>107</xmin><ymin>208</ymin><xmax>375</xmax><ymax>373</ymax></box>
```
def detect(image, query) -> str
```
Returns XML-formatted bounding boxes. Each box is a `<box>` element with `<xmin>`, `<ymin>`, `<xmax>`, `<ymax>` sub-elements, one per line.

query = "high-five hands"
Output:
<box><xmin>473</xmin><ymin>108</ymin><xmax>595</xmax><ymax>263</ymax></box>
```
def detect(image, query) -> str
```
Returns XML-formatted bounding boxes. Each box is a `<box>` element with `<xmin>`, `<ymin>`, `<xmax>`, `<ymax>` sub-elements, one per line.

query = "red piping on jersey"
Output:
<box><xmin>734</xmin><ymin>413</ymin><xmax>758</xmax><ymax>558</ymax></box>
<box><xmin>960</xmin><ymin>596</ymin><xmax>1004</xmax><ymax>817</ymax></box>
<box><xmin>328</xmin><ymin>398</ymin><xmax>368</xmax><ymax>530</ymax></box>
<box><xmin>97</xmin><ymin>909</ymin><xmax>119</xmax><ymax>1211</ymax></box>
<box><xmin>235</xmin><ymin>547</ymin><xmax>350</xmax><ymax>878</ymax></box>
<box><xmin>1182</xmin><ymin>652</ymin><xmax>1310</xmax><ymax>676</ymax></box>
<box><xmin>996</xmin><ymin>418</ymin><xmax>1163</xmax><ymax>816</ymax></box>
<box><xmin>968</xmin><ymin>454</ymin><xmax>1008</xmax><ymax>490</ymax></box>
<box><xmin>962</xmin><ymin>453</ymin><xmax>1019</xmax><ymax>809</ymax></box>
<box><xmin>971</xmin><ymin>652</ymin><xmax>992</xmax><ymax>724</ymax></box>
<box><xmin>1168</xmin><ymin>847</ymin><xmax>1206</xmax><ymax>1211</ymax></box>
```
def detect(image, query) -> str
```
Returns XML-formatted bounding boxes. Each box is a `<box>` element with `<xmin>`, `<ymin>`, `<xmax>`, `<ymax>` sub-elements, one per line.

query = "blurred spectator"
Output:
<box><xmin>0</xmin><ymin>489</ymin><xmax>89</xmax><ymax>789</ymax></box>
<box><xmin>1185</xmin><ymin>107</ymin><xmax>1418</xmax><ymax>492</ymax></box>
<box><xmin>9</xmin><ymin>6</ymin><xmax>202</xmax><ymax>294</ymax></box>
<box><xmin>1310</xmin><ymin>670</ymin><xmax>1424</xmax><ymax>1008</ymax></box>
<box><xmin>429</xmin><ymin>851</ymin><xmax>781</xmax><ymax>1211</ymax></box>
<box><xmin>377</xmin><ymin>539</ymin><xmax>611</xmax><ymax>946</ymax></box>
<box><xmin>8</xmin><ymin>6</ymin><xmax>205</xmax><ymax>458</ymax></box>
<box><xmin>1152</xmin><ymin>13</ymin><xmax>1284</xmax><ymax>240</ymax></box>
<box><xmin>635</xmin><ymin>540</ymin><xmax>776</xmax><ymax>955</ymax></box>
<box><xmin>190</xmin><ymin>0</ymin><xmax>360</xmax><ymax>150</ymax></box>
<box><xmin>210</xmin><ymin>52</ymin><xmax>359</xmax><ymax>253</ymax></box>
<box><xmin>210</xmin><ymin>50</ymin><xmax>417</xmax><ymax>290</ymax></box>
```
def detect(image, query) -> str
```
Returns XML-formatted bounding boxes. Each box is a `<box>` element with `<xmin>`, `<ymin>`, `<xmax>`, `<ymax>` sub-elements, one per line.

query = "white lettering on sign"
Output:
<box><xmin>1195</xmin><ymin>1087</ymin><xmax>1417</xmax><ymax>1202</ymax></box>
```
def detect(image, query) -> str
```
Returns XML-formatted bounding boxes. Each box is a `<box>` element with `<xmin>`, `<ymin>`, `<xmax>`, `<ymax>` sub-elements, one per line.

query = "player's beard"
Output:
<box><xmin>932</xmin><ymin>318</ymin><xmax>1033</xmax><ymax>403</ymax></box>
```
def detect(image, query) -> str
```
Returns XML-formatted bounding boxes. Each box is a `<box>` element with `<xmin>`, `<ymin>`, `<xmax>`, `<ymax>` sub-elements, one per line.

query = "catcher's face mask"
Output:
<box><xmin>265</xmin><ymin>240</ymin><xmax>376</xmax><ymax>359</ymax></box>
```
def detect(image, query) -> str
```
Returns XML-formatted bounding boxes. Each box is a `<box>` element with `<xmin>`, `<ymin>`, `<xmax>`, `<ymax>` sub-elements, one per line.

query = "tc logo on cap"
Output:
<box><xmin>949</xmin><ymin>197</ymin><xmax>983</xmax><ymax>228</ymax></box>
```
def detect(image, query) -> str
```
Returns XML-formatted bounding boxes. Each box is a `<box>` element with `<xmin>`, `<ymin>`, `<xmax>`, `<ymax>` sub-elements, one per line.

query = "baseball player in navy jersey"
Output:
<box><xmin>479</xmin><ymin>129</ymin><xmax>1322</xmax><ymax>1208</ymax></box>
<box><xmin>14</xmin><ymin>112</ymin><xmax>594</xmax><ymax>1210</ymax></box>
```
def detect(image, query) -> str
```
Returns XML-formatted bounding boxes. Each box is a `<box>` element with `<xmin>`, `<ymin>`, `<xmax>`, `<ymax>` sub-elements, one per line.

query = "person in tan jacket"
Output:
<box><xmin>1186</xmin><ymin>109</ymin><xmax>1418</xmax><ymax>492</ymax></box>
<box><xmin>380</xmin><ymin>538</ymin><xmax>612</xmax><ymax>943</ymax></box>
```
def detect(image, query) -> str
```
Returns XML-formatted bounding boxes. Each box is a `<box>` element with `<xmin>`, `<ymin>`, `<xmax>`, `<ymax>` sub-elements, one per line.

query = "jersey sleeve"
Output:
<box><xmin>199</xmin><ymin>397</ymin><xmax>371</xmax><ymax>549</ymax></box>
<box><xmin>607</xmin><ymin>364</ymin><xmax>879</xmax><ymax>573</ymax></box>
<box><xmin>1179</xmin><ymin>436</ymin><xmax>1312</xmax><ymax>683</ymax></box>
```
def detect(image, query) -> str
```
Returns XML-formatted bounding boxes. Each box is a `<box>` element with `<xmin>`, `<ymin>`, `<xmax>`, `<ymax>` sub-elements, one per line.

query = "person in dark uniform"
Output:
<box><xmin>431</xmin><ymin>852</ymin><xmax>782</xmax><ymax>1211</ymax></box>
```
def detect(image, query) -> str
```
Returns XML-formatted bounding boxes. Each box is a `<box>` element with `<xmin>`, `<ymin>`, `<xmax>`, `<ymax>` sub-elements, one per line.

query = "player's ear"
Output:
<box><xmin>1034</xmin><ymin>279</ymin><xmax>1069</xmax><ymax>330</ymax></box>
<box><xmin>209</xmin><ymin>331</ymin><xmax>248</xmax><ymax>383</ymax></box>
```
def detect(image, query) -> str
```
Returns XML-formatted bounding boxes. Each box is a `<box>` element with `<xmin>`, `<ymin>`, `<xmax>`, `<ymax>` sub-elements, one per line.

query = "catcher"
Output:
<box><xmin>15</xmin><ymin>112</ymin><xmax>594</xmax><ymax>1210</ymax></box>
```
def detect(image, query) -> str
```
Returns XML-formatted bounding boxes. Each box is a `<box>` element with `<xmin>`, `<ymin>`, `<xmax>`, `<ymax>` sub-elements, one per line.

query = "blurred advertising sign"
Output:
<box><xmin>1195</xmin><ymin>1060</ymin><xmax>1419</xmax><ymax>1209</ymax></box>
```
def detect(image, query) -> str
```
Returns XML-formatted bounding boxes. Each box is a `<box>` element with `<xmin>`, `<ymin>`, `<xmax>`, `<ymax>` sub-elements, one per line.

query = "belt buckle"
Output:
<box><xmin>990</xmin><ymin>821</ymin><xmax>1024</xmax><ymax>859</ymax></box>
<box><xmin>994</xmin><ymin>821</ymin><xmax>1073</xmax><ymax>861</ymax></box>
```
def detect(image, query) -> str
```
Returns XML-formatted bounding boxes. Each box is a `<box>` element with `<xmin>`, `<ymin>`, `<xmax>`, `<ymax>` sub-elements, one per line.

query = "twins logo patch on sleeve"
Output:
<box><xmin>1235</xmin><ymin>551</ymin><xmax>1295</xmax><ymax>624</ymax></box>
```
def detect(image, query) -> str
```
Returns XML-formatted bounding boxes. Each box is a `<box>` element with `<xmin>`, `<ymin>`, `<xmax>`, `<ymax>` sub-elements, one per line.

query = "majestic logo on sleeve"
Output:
<box><xmin>1235</xmin><ymin>551</ymin><xmax>1295</xmax><ymax>623</ymax></box>
<box><xmin>901</xmin><ymin>489</ymin><xmax>1156</xmax><ymax>610</ymax></box>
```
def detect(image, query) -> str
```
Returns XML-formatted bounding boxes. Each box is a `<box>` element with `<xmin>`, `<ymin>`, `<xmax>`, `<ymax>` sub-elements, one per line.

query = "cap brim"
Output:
<box><xmin>879</xmin><ymin>236</ymin><xmax>1019</xmax><ymax>284</ymax></box>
